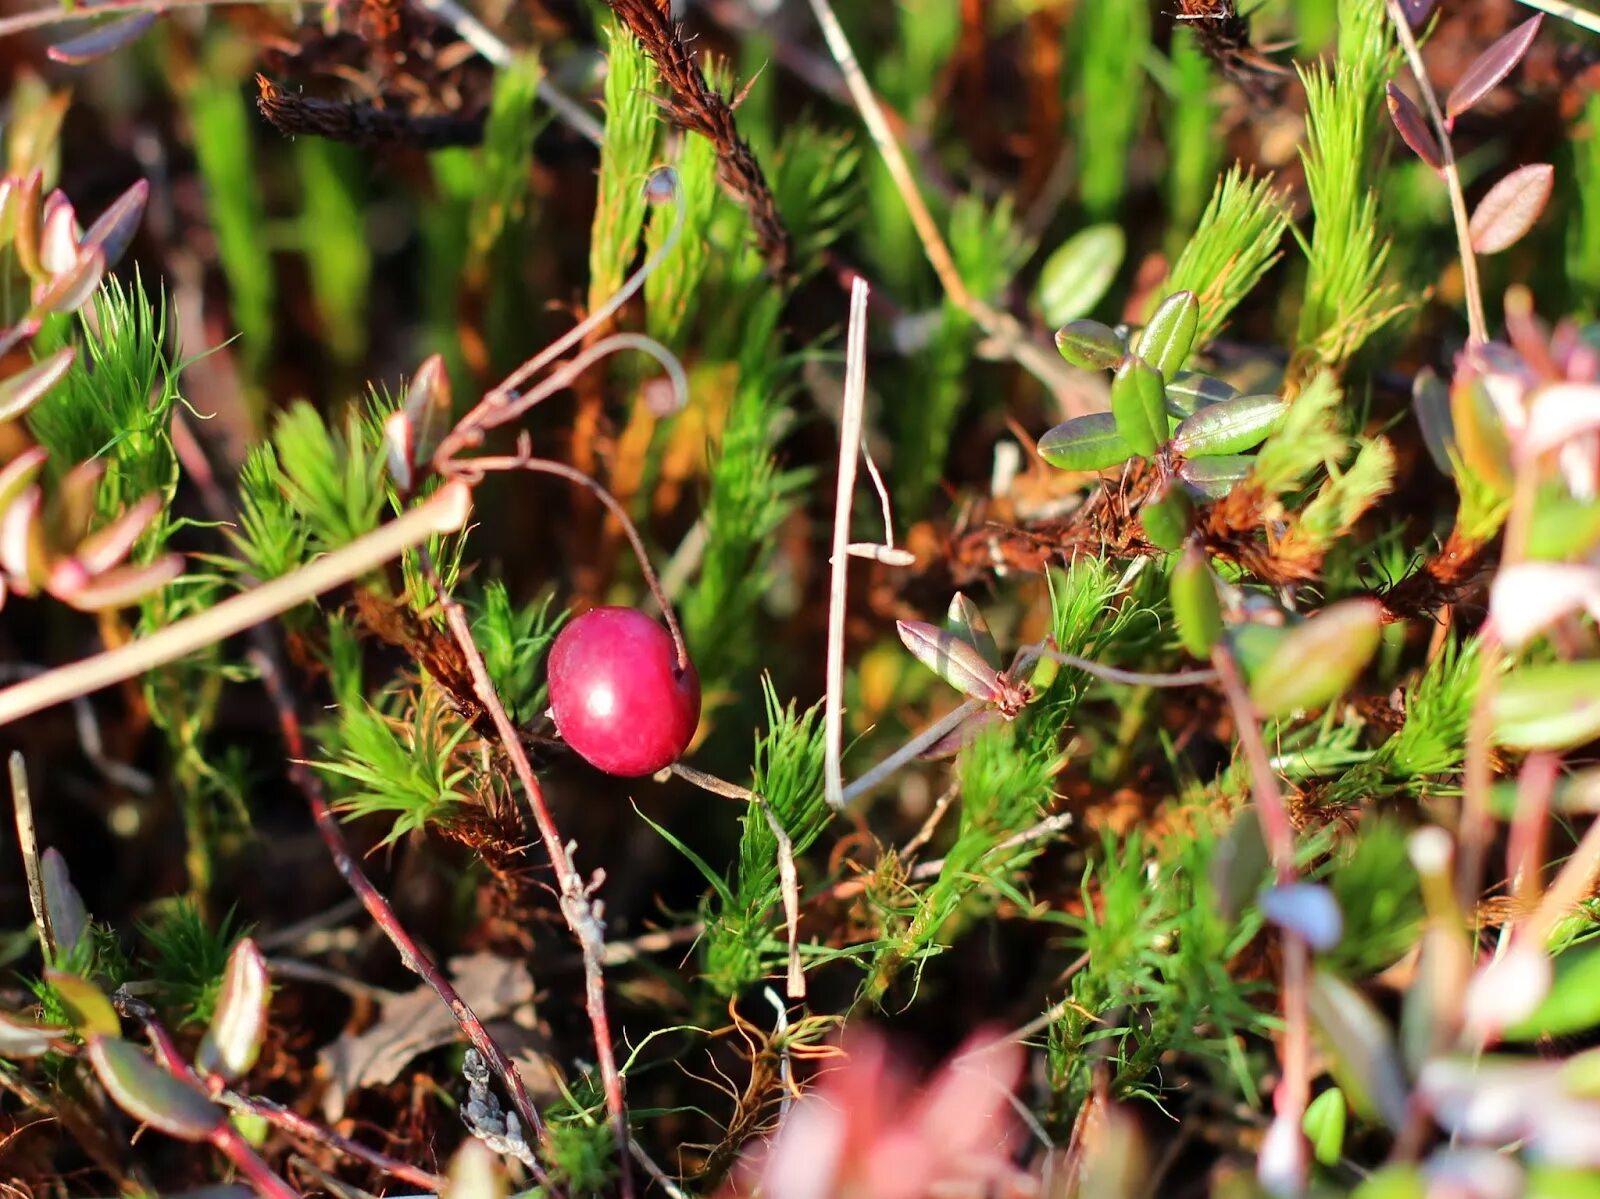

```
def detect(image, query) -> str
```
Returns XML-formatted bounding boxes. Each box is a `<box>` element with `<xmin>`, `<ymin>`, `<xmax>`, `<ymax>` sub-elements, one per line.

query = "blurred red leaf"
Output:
<box><xmin>1386</xmin><ymin>82</ymin><xmax>1443</xmax><ymax>170</ymax></box>
<box><xmin>1445</xmin><ymin>15</ymin><xmax>1543</xmax><ymax>123</ymax></box>
<box><xmin>47</xmin><ymin>12</ymin><xmax>158</xmax><ymax>66</ymax></box>
<box><xmin>1469</xmin><ymin>164</ymin><xmax>1555</xmax><ymax>254</ymax></box>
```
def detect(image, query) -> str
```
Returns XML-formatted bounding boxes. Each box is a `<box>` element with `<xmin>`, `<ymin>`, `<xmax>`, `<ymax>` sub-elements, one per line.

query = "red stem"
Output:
<box><xmin>432</xmin><ymin>572</ymin><xmax>636</xmax><ymax>1199</ymax></box>
<box><xmin>169</xmin><ymin>413</ymin><xmax>552</xmax><ymax>1181</ymax></box>
<box><xmin>253</xmin><ymin>653</ymin><xmax>554</xmax><ymax>1181</ymax></box>
<box><xmin>210</xmin><ymin>1121</ymin><xmax>300</xmax><ymax>1199</ymax></box>
<box><xmin>1212</xmin><ymin>643</ymin><xmax>1311</xmax><ymax>1188</ymax></box>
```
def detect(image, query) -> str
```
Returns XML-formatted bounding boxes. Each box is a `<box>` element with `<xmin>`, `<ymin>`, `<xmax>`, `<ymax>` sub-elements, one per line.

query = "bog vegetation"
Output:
<box><xmin>0</xmin><ymin>1</ymin><xmax>1599</xmax><ymax>1197</ymax></box>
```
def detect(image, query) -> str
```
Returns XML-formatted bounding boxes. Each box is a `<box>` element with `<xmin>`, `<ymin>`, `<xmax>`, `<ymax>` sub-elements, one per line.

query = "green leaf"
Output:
<box><xmin>1054</xmin><ymin>319</ymin><xmax>1125</xmax><ymax>370</ymax></box>
<box><xmin>1171</xmin><ymin>394</ymin><xmax>1289</xmax><ymax>458</ymax></box>
<box><xmin>1504</xmin><ymin>946</ymin><xmax>1600</xmax><ymax>1039</ymax></box>
<box><xmin>1037</xmin><ymin>412</ymin><xmax>1137</xmax><ymax>472</ymax></box>
<box><xmin>1164</xmin><ymin>370</ymin><xmax>1239</xmax><ymax>419</ymax></box>
<box><xmin>1036</xmin><ymin>224</ymin><xmax>1125</xmax><ymax>325</ymax></box>
<box><xmin>1110</xmin><ymin>355</ymin><xmax>1167</xmax><ymax>457</ymax></box>
<box><xmin>1177</xmin><ymin>453</ymin><xmax>1255</xmax><ymax>500</ymax></box>
<box><xmin>1494</xmin><ymin>663</ymin><xmax>1600</xmax><ymax>750</ymax></box>
<box><xmin>1302</xmin><ymin>1087</ymin><xmax>1347</xmax><ymax>1167</ymax></box>
<box><xmin>87</xmin><ymin>1036</ymin><xmax>224</xmax><ymax>1142</ymax></box>
<box><xmin>1170</xmin><ymin>545</ymin><xmax>1223</xmax><ymax>660</ymax></box>
<box><xmin>1136</xmin><ymin>290</ymin><xmax>1200</xmax><ymax>379</ymax></box>
<box><xmin>1140</xmin><ymin>487</ymin><xmax>1191</xmax><ymax>551</ymax></box>
<box><xmin>1449</xmin><ymin>374</ymin><xmax>1514</xmax><ymax>497</ymax></box>
<box><xmin>1249</xmin><ymin>600</ymin><xmax>1383</xmax><ymax>718</ymax></box>
<box><xmin>44</xmin><ymin>970</ymin><xmax>119</xmax><ymax>1037</ymax></box>
<box><xmin>1307</xmin><ymin>970</ymin><xmax>1409</xmax><ymax>1130</ymax></box>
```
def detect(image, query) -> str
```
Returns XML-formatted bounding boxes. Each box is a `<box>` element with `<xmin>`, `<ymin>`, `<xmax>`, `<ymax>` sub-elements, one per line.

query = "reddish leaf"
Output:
<box><xmin>87</xmin><ymin>1036</ymin><xmax>224</xmax><ymax>1142</ymax></box>
<box><xmin>197</xmin><ymin>938</ymin><xmax>271</xmax><ymax>1084</ymax></box>
<box><xmin>80</xmin><ymin>179</ymin><xmax>149</xmax><ymax>268</ymax></box>
<box><xmin>0</xmin><ymin>347</ymin><xmax>74</xmax><ymax>424</ymax></box>
<box><xmin>1385</xmin><ymin>82</ymin><xmax>1443</xmax><ymax>170</ymax></box>
<box><xmin>1401</xmin><ymin>0</ymin><xmax>1436</xmax><ymax>26</ymax></box>
<box><xmin>47</xmin><ymin>12</ymin><xmax>159</xmax><ymax>65</ymax></box>
<box><xmin>1469</xmin><ymin>164</ymin><xmax>1555</xmax><ymax>254</ymax></box>
<box><xmin>896</xmin><ymin>619</ymin><xmax>1005</xmax><ymax>705</ymax></box>
<box><xmin>943</xmin><ymin>592</ymin><xmax>1001</xmax><ymax>670</ymax></box>
<box><xmin>1445</xmin><ymin>15</ymin><xmax>1543</xmax><ymax>123</ymax></box>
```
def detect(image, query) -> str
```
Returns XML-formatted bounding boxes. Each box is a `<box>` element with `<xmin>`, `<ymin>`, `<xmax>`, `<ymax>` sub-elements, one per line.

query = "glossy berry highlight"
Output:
<box><xmin>546</xmin><ymin>606</ymin><xmax>701</xmax><ymax>777</ymax></box>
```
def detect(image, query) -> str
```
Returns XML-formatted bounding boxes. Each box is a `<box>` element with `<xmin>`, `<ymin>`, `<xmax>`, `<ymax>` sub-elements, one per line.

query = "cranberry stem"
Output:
<box><xmin>461</xmin><ymin>452</ymin><xmax>691</xmax><ymax>675</ymax></box>
<box><xmin>426</xmin><ymin>555</ymin><xmax>636</xmax><ymax>1199</ymax></box>
<box><xmin>168</xmin><ymin>416</ymin><xmax>555</xmax><ymax>1185</ymax></box>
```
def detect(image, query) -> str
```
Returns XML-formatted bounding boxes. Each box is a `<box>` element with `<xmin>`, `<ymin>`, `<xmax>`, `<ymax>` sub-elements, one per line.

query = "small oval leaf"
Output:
<box><xmin>1037</xmin><ymin>412</ymin><xmax>1137</xmax><ymax>473</ymax></box>
<box><xmin>1139</xmin><ymin>486</ymin><xmax>1191</xmax><ymax>551</ymax></box>
<box><xmin>40</xmin><ymin>848</ymin><xmax>88</xmax><ymax>956</ymax></box>
<box><xmin>1449</xmin><ymin>373</ymin><xmax>1514</xmax><ymax>495</ymax></box>
<box><xmin>0</xmin><ymin>1008</ymin><xmax>67</xmax><ymax>1059</ymax></box>
<box><xmin>1386</xmin><ymin>82</ymin><xmax>1443</xmax><ymax>170</ymax></box>
<box><xmin>1177</xmin><ymin>453</ymin><xmax>1255</xmax><ymax>499</ymax></box>
<box><xmin>43</xmin><ymin>971</ymin><xmax>119</xmax><ymax>1038</ymax></box>
<box><xmin>29</xmin><ymin>246</ymin><xmax>106</xmax><ymax>319</ymax></box>
<box><xmin>1494</xmin><ymin>662</ymin><xmax>1600</xmax><ymax>750</ymax></box>
<box><xmin>917</xmin><ymin>707</ymin><xmax>1006</xmax><ymax>761</ymax></box>
<box><xmin>1036</xmin><ymin>224</ymin><xmax>1125</xmax><ymax>326</ymax></box>
<box><xmin>88</xmin><ymin>1036</ymin><xmax>225</xmax><ymax>1142</ymax></box>
<box><xmin>80</xmin><ymin>179</ymin><xmax>149</xmax><ymax>268</ymax></box>
<box><xmin>944</xmin><ymin>593</ymin><xmax>1001</xmax><ymax>670</ymax></box>
<box><xmin>1445</xmin><ymin>15</ymin><xmax>1543</xmax><ymax>122</ymax></box>
<box><xmin>1165</xmin><ymin>370</ymin><xmax>1239</xmax><ymax>419</ymax></box>
<box><xmin>1260</xmin><ymin>883</ymin><xmax>1345</xmax><ymax>951</ymax></box>
<box><xmin>197</xmin><ymin>939</ymin><xmax>271</xmax><ymax>1083</ymax></box>
<box><xmin>1303</xmin><ymin>1088</ymin><xmax>1347</xmax><ymax>1168</ymax></box>
<box><xmin>1469</xmin><ymin>163</ymin><xmax>1554</xmax><ymax>255</ymax></box>
<box><xmin>1054</xmin><ymin>319</ymin><xmax>1125</xmax><ymax>371</ymax></box>
<box><xmin>1170</xmin><ymin>545</ymin><xmax>1223</xmax><ymax>660</ymax></box>
<box><xmin>1209</xmin><ymin>804</ymin><xmax>1268</xmax><ymax>923</ymax></box>
<box><xmin>0</xmin><ymin>347</ymin><xmax>75</xmax><ymax>424</ymax></box>
<box><xmin>896</xmin><ymin>620</ymin><xmax>1005</xmax><ymax>704</ymax></box>
<box><xmin>73</xmin><ymin>493</ymin><xmax>164</xmax><ymax>578</ymax></box>
<box><xmin>1308</xmin><ymin>970</ymin><xmax>1410</xmax><ymax>1131</ymax></box>
<box><xmin>57</xmin><ymin>555</ymin><xmax>184</xmax><ymax>612</ymax></box>
<box><xmin>1248</xmin><ymin>599</ymin><xmax>1383</xmax><ymax>718</ymax></box>
<box><xmin>48</xmin><ymin>12</ymin><xmax>159</xmax><ymax>65</ymax></box>
<box><xmin>405</xmin><ymin>353</ymin><xmax>454</xmax><ymax>469</ymax></box>
<box><xmin>1110</xmin><ymin>355</ymin><xmax>1167</xmax><ymax>457</ymax></box>
<box><xmin>1171</xmin><ymin>393</ymin><xmax>1289</xmax><ymax>458</ymax></box>
<box><xmin>1136</xmin><ymin>290</ymin><xmax>1200</xmax><ymax>380</ymax></box>
<box><xmin>1412</xmin><ymin>367</ymin><xmax>1455</xmax><ymax>477</ymax></box>
<box><xmin>1504</xmin><ymin>945</ymin><xmax>1600</xmax><ymax>1040</ymax></box>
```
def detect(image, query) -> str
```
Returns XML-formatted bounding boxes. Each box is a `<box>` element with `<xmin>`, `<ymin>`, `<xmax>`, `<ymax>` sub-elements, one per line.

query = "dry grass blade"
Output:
<box><xmin>825</xmin><ymin>278</ymin><xmax>871</xmax><ymax>811</ymax></box>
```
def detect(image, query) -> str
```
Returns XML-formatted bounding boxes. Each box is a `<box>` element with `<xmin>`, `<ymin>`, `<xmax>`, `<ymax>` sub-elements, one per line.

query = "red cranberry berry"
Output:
<box><xmin>546</xmin><ymin>606</ymin><xmax>701</xmax><ymax>777</ymax></box>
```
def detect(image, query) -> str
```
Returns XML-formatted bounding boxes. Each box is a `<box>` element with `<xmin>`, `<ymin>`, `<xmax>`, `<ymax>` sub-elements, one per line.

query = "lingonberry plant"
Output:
<box><xmin>3</xmin><ymin>1</ymin><xmax>1600</xmax><ymax>1198</ymax></box>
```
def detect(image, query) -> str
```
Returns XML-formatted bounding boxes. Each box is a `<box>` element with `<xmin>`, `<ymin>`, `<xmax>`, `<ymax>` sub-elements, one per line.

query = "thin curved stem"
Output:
<box><xmin>1387</xmin><ymin>0</ymin><xmax>1488</xmax><ymax>344</ymax></box>
<box><xmin>452</xmin><ymin>452</ymin><xmax>689</xmax><ymax>675</ymax></box>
